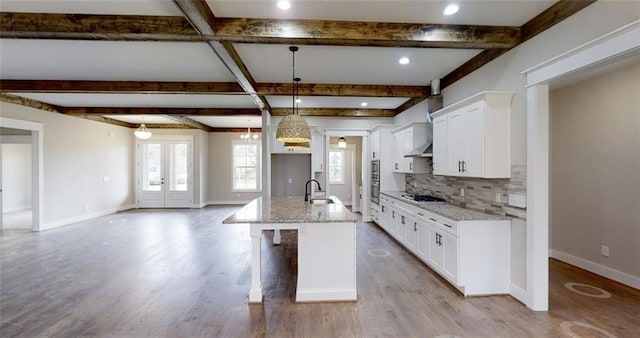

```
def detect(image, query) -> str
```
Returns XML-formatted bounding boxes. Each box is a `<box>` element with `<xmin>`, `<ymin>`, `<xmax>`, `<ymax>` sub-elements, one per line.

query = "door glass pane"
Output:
<box><xmin>169</xmin><ymin>143</ymin><xmax>188</xmax><ymax>191</ymax></box>
<box><xmin>142</xmin><ymin>144</ymin><xmax>162</xmax><ymax>191</ymax></box>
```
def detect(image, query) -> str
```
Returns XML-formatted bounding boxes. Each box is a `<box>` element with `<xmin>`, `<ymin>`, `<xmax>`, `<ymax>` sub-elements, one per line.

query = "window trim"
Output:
<box><xmin>232</xmin><ymin>140</ymin><xmax>262</xmax><ymax>193</ymax></box>
<box><xmin>328</xmin><ymin>149</ymin><xmax>346</xmax><ymax>185</ymax></box>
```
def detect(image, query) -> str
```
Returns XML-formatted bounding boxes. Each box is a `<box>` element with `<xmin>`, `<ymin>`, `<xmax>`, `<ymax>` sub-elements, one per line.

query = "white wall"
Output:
<box><xmin>0</xmin><ymin>101</ymin><xmax>135</xmax><ymax>229</ymax></box>
<box><xmin>1</xmin><ymin>143</ymin><xmax>32</xmax><ymax>212</ymax></box>
<box><xmin>208</xmin><ymin>132</ymin><xmax>262</xmax><ymax>204</ymax></box>
<box><xmin>393</xmin><ymin>2</ymin><xmax>640</xmax><ymax>296</ymax></box>
<box><xmin>550</xmin><ymin>62</ymin><xmax>640</xmax><ymax>282</ymax></box>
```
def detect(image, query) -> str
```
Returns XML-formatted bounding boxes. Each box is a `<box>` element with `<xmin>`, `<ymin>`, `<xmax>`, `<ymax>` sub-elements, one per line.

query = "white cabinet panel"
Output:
<box><xmin>431</xmin><ymin>92</ymin><xmax>513</xmax><ymax>178</ymax></box>
<box><xmin>442</xmin><ymin>231</ymin><xmax>459</xmax><ymax>284</ymax></box>
<box><xmin>391</xmin><ymin>123</ymin><xmax>430</xmax><ymax>174</ymax></box>
<box><xmin>311</xmin><ymin>131</ymin><xmax>324</xmax><ymax>172</ymax></box>
<box><xmin>371</xmin><ymin>128</ymin><xmax>381</xmax><ymax>160</ymax></box>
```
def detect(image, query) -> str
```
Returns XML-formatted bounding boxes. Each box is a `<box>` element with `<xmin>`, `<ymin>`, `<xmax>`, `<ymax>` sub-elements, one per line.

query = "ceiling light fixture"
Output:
<box><xmin>277</xmin><ymin>0</ymin><xmax>290</xmax><ymax>10</ymax></box>
<box><xmin>399</xmin><ymin>57</ymin><xmax>410</xmax><ymax>65</ymax></box>
<box><xmin>276</xmin><ymin>46</ymin><xmax>311</xmax><ymax>144</ymax></box>
<box><xmin>338</xmin><ymin>137</ymin><xmax>347</xmax><ymax>149</ymax></box>
<box><xmin>240</xmin><ymin>124</ymin><xmax>259</xmax><ymax>143</ymax></box>
<box><xmin>134</xmin><ymin>123</ymin><xmax>152</xmax><ymax>139</ymax></box>
<box><xmin>361</xmin><ymin>102</ymin><xmax>368</xmax><ymax>107</ymax></box>
<box><xmin>285</xmin><ymin>77</ymin><xmax>310</xmax><ymax>150</ymax></box>
<box><xmin>444</xmin><ymin>4</ymin><xmax>459</xmax><ymax>16</ymax></box>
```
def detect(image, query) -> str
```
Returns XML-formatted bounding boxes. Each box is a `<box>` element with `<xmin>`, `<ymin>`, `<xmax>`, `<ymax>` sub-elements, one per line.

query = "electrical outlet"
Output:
<box><xmin>601</xmin><ymin>245</ymin><xmax>609</xmax><ymax>257</ymax></box>
<box><xmin>288</xmin><ymin>178</ymin><xmax>293</xmax><ymax>184</ymax></box>
<box><xmin>495</xmin><ymin>193</ymin><xmax>502</xmax><ymax>203</ymax></box>
<box><xmin>460</xmin><ymin>188</ymin><xmax>465</xmax><ymax>197</ymax></box>
<box><xmin>508</xmin><ymin>194</ymin><xmax>526</xmax><ymax>208</ymax></box>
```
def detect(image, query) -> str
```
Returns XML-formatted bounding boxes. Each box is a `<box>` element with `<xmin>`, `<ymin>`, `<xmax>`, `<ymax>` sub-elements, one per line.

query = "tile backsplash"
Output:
<box><xmin>406</xmin><ymin>164</ymin><xmax>526</xmax><ymax>219</ymax></box>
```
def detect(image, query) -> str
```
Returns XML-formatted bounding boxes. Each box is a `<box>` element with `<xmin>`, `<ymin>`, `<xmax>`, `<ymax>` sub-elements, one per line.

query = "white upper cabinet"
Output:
<box><xmin>370</xmin><ymin>128</ymin><xmax>381</xmax><ymax>160</ymax></box>
<box><xmin>431</xmin><ymin>92</ymin><xmax>514</xmax><ymax>178</ymax></box>
<box><xmin>391</xmin><ymin>123</ymin><xmax>430</xmax><ymax>174</ymax></box>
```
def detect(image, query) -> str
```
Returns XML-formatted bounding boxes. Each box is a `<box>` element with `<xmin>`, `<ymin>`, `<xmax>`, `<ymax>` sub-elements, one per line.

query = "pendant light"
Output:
<box><xmin>284</xmin><ymin>77</ymin><xmax>310</xmax><ymax>150</ymax></box>
<box><xmin>134</xmin><ymin>123</ymin><xmax>152</xmax><ymax>139</ymax></box>
<box><xmin>338</xmin><ymin>136</ymin><xmax>347</xmax><ymax>149</ymax></box>
<box><xmin>276</xmin><ymin>46</ymin><xmax>311</xmax><ymax>143</ymax></box>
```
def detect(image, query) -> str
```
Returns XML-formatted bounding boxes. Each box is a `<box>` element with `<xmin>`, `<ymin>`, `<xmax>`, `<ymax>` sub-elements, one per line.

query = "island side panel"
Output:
<box><xmin>296</xmin><ymin>222</ymin><xmax>357</xmax><ymax>302</ymax></box>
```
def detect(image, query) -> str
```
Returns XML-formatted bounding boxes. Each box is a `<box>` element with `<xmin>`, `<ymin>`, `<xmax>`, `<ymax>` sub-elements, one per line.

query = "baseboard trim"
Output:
<box><xmin>550</xmin><ymin>249</ymin><xmax>640</xmax><ymax>290</ymax></box>
<box><xmin>41</xmin><ymin>204</ymin><xmax>136</xmax><ymax>231</ymax></box>
<box><xmin>295</xmin><ymin>288</ymin><xmax>357</xmax><ymax>302</ymax></box>
<box><xmin>192</xmin><ymin>202</ymin><xmax>208</xmax><ymax>209</ymax></box>
<box><xmin>510</xmin><ymin>283</ymin><xmax>527</xmax><ymax>304</ymax></box>
<box><xmin>207</xmin><ymin>200</ymin><xmax>252</xmax><ymax>205</ymax></box>
<box><xmin>2</xmin><ymin>205</ymin><xmax>32</xmax><ymax>213</ymax></box>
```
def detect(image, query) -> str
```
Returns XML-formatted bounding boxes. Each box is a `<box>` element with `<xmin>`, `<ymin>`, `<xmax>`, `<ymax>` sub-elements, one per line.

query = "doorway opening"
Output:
<box><xmin>136</xmin><ymin>136</ymin><xmax>194</xmax><ymax>208</ymax></box>
<box><xmin>328</xmin><ymin>137</ymin><xmax>361</xmax><ymax>211</ymax></box>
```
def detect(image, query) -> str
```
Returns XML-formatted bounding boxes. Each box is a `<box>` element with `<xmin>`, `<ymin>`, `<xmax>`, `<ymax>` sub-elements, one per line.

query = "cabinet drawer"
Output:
<box><xmin>424</xmin><ymin>212</ymin><xmax>458</xmax><ymax>236</ymax></box>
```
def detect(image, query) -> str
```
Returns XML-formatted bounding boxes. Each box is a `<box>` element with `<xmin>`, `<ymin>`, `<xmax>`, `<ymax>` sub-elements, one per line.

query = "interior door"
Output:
<box><xmin>138</xmin><ymin>139</ymin><xmax>192</xmax><ymax>208</ymax></box>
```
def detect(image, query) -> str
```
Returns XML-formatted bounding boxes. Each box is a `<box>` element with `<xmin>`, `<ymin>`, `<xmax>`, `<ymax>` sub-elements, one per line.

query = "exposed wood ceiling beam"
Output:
<box><xmin>420</xmin><ymin>0</ymin><xmax>597</xmax><ymax>112</ymax></box>
<box><xmin>61</xmin><ymin>107</ymin><xmax>261</xmax><ymax>116</ymax></box>
<box><xmin>0</xmin><ymin>12</ymin><xmax>201</xmax><ymax>41</ymax></box>
<box><xmin>271</xmin><ymin>108</ymin><xmax>395</xmax><ymax>117</ymax></box>
<box><xmin>163</xmin><ymin>115</ymin><xmax>214</xmax><ymax>132</ymax></box>
<box><xmin>212</xmin><ymin>18</ymin><xmax>520</xmax><ymax>49</ymax></box>
<box><xmin>1</xmin><ymin>80</ymin><xmax>427</xmax><ymax>98</ymax></box>
<box><xmin>520</xmin><ymin>0</ymin><xmax>597</xmax><ymax>43</ymax></box>
<box><xmin>210</xmin><ymin>128</ymin><xmax>263</xmax><ymax>133</ymax></box>
<box><xmin>1</xmin><ymin>12</ymin><xmax>521</xmax><ymax>49</ymax></box>
<box><xmin>0</xmin><ymin>80</ymin><xmax>245</xmax><ymax>94</ymax></box>
<box><xmin>144</xmin><ymin>124</ymin><xmax>195</xmax><ymax>129</ymax></box>
<box><xmin>257</xmin><ymin>83</ymin><xmax>429</xmax><ymax>98</ymax></box>
<box><xmin>172</xmin><ymin>0</ymin><xmax>269</xmax><ymax>111</ymax></box>
<box><xmin>394</xmin><ymin>97</ymin><xmax>427</xmax><ymax>115</ymax></box>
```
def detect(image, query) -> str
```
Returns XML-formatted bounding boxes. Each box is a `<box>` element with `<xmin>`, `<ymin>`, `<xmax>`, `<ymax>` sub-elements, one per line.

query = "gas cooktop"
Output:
<box><xmin>400</xmin><ymin>194</ymin><xmax>446</xmax><ymax>202</ymax></box>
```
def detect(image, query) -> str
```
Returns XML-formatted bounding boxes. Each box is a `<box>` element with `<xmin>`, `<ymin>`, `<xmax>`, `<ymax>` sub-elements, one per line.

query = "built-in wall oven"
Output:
<box><xmin>371</xmin><ymin>160</ymin><xmax>380</xmax><ymax>204</ymax></box>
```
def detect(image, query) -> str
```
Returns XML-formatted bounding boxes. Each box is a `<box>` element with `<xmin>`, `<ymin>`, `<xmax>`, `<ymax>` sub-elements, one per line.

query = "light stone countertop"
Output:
<box><xmin>223</xmin><ymin>195</ymin><xmax>356</xmax><ymax>224</ymax></box>
<box><xmin>381</xmin><ymin>191</ymin><xmax>506</xmax><ymax>221</ymax></box>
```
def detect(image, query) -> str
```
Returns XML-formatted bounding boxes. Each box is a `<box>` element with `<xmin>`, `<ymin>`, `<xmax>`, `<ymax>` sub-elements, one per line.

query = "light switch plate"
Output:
<box><xmin>508</xmin><ymin>194</ymin><xmax>526</xmax><ymax>208</ymax></box>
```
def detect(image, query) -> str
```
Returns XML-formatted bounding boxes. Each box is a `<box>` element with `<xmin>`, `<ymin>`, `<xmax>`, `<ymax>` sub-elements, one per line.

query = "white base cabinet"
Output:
<box><xmin>376</xmin><ymin>194</ymin><xmax>510</xmax><ymax>296</ymax></box>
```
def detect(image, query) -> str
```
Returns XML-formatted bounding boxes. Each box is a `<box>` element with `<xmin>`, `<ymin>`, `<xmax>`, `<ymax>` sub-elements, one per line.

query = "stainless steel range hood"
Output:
<box><xmin>405</xmin><ymin>82</ymin><xmax>442</xmax><ymax>158</ymax></box>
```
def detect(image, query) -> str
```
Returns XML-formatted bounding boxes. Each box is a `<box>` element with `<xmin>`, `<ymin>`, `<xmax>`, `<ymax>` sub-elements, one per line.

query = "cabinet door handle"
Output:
<box><xmin>429</xmin><ymin>218</ymin><xmax>437</xmax><ymax>222</ymax></box>
<box><xmin>373</xmin><ymin>151</ymin><xmax>376</xmax><ymax>158</ymax></box>
<box><xmin>444</xmin><ymin>223</ymin><xmax>452</xmax><ymax>228</ymax></box>
<box><xmin>381</xmin><ymin>206</ymin><xmax>385</xmax><ymax>212</ymax></box>
<box><xmin>417</xmin><ymin>212</ymin><xmax>424</xmax><ymax>216</ymax></box>
<box><xmin>461</xmin><ymin>161</ymin><xmax>466</xmax><ymax>172</ymax></box>
<box><xmin>392</xmin><ymin>211</ymin><xmax>395</xmax><ymax>218</ymax></box>
<box><xmin>458</xmin><ymin>161</ymin><xmax>462</xmax><ymax>172</ymax></box>
<box><xmin>409</xmin><ymin>162</ymin><xmax>413</xmax><ymax>171</ymax></box>
<box><xmin>395</xmin><ymin>163</ymin><xmax>398</xmax><ymax>170</ymax></box>
<box><xmin>414</xmin><ymin>222</ymin><xmax>417</xmax><ymax>231</ymax></box>
<box><xmin>401</xmin><ymin>216</ymin><xmax>405</xmax><ymax>224</ymax></box>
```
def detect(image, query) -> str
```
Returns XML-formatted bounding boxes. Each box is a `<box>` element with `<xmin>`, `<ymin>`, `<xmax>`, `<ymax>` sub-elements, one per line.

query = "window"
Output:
<box><xmin>233</xmin><ymin>141</ymin><xmax>261</xmax><ymax>192</ymax></box>
<box><xmin>329</xmin><ymin>150</ymin><xmax>345</xmax><ymax>184</ymax></box>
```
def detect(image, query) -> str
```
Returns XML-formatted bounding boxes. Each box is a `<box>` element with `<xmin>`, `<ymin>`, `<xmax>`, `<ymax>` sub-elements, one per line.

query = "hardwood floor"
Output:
<box><xmin>1</xmin><ymin>206</ymin><xmax>638</xmax><ymax>337</ymax></box>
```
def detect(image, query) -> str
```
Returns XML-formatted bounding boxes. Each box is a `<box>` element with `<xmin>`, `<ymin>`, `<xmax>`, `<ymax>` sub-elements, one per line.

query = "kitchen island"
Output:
<box><xmin>223</xmin><ymin>196</ymin><xmax>357</xmax><ymax>303</ymax></box>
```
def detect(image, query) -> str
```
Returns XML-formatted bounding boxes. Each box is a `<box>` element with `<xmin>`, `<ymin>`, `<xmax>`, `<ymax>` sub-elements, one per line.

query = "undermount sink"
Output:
<box><xmin>309</xmin><ymin>198</ymin><xmax>335</xmax><ymax>205</ymax></box>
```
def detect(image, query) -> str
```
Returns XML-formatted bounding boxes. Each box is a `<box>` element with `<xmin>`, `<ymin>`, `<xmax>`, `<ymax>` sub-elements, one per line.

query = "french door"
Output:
<box><xmin>137</xmin><ymin>137</ymin><xmax>193</xmax><ymax>208</ymax></box>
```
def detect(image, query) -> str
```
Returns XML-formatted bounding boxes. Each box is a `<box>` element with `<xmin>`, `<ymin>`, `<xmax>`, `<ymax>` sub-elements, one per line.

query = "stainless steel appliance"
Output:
<box><xmin>371</xmin><ymin>160</ymin><xmax>380</xmax><ymax>204</ymax></box>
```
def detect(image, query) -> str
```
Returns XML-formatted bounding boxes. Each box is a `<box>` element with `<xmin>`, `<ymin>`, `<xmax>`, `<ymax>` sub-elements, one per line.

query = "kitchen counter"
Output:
<box><xmin>381</xmin><ymin>191</ymin><xmax>506</xmax><ymax>221</ymax></box>
<box><xmin>223</xmin><ymin>195</ymin><xmax>357</xmax><ymax>304</ymax></box>
<box><xmin>223</xmin><ymin>195</ymin><xmax>355</xmax><ymax>224</ymax></box>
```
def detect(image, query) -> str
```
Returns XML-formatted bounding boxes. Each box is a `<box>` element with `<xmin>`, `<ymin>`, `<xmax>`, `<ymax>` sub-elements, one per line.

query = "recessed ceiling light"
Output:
<box><xmin>296</xmin><ymin>98</ymin><xmax>302</xmax><ymax>103</ymax></box>
<box><xmin>444</xmin><ymin>4</ymin><xmax>459</xmax><ymax>16</ymax></box>
<box><xmin>277</xmin><ymin>1</ymin><xmax>290</xmax><ymax>10</ymax></box>
<box><xmin>361</xmin><ymin>102</ymin><xmax>368</xmax><ymax>107</ymax></box>
<box><xmin>398</xmin><ymin>57</ymin><xmax>410</xmax><ymax>65</ymax></box>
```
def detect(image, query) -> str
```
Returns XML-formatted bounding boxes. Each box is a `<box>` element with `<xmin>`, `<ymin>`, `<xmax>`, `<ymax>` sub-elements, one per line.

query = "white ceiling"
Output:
<box><xmin>0</xmin><ymin>0</ymin><xmax>182</xmax><ymax>16</ymax></box>
<box><xmin>11</xmin><ymin>93</ymin><xmax>258</xmax><ymax>108</ymax></box>
<box><xmin>235</xmin><ymin>44</ymin><xmax>481</xmax><ymax>85</ymax></box>
<box><xmin>0</xmin><ymin>0</ymin><xmax>564</xmax><ymax>129</ymax></box>
<box><xmin>0</xmin><ymin>39</ymin><xmax>236</xmax><ymax>82</ymax></box>
<box><xmin>267</xmin><ymin>96</ymin><xmax>408</xmax><ymax>109</ymax></box>
<box><xmin>103</xmin><ymin>115</ymin><xmax>178</xmax><ymax>124</ymax></box>
<box><xmin>208</xmin><ymin>0</ymin><xmax>555</xmax><ymax>26</ymax></box>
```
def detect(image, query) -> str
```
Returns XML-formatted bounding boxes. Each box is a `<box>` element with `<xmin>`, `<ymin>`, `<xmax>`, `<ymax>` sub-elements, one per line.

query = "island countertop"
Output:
<box><xmin>223</xmin><ymin>195</ymin><xmax>356</xmax><ymax>224</ymax></box>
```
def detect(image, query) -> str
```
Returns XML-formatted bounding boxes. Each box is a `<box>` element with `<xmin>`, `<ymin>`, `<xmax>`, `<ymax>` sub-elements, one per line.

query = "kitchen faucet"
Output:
<box><xmin>304</xmin><ymin>179</ymin><xmax>322</xmax><ymax>202</ymax></box>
